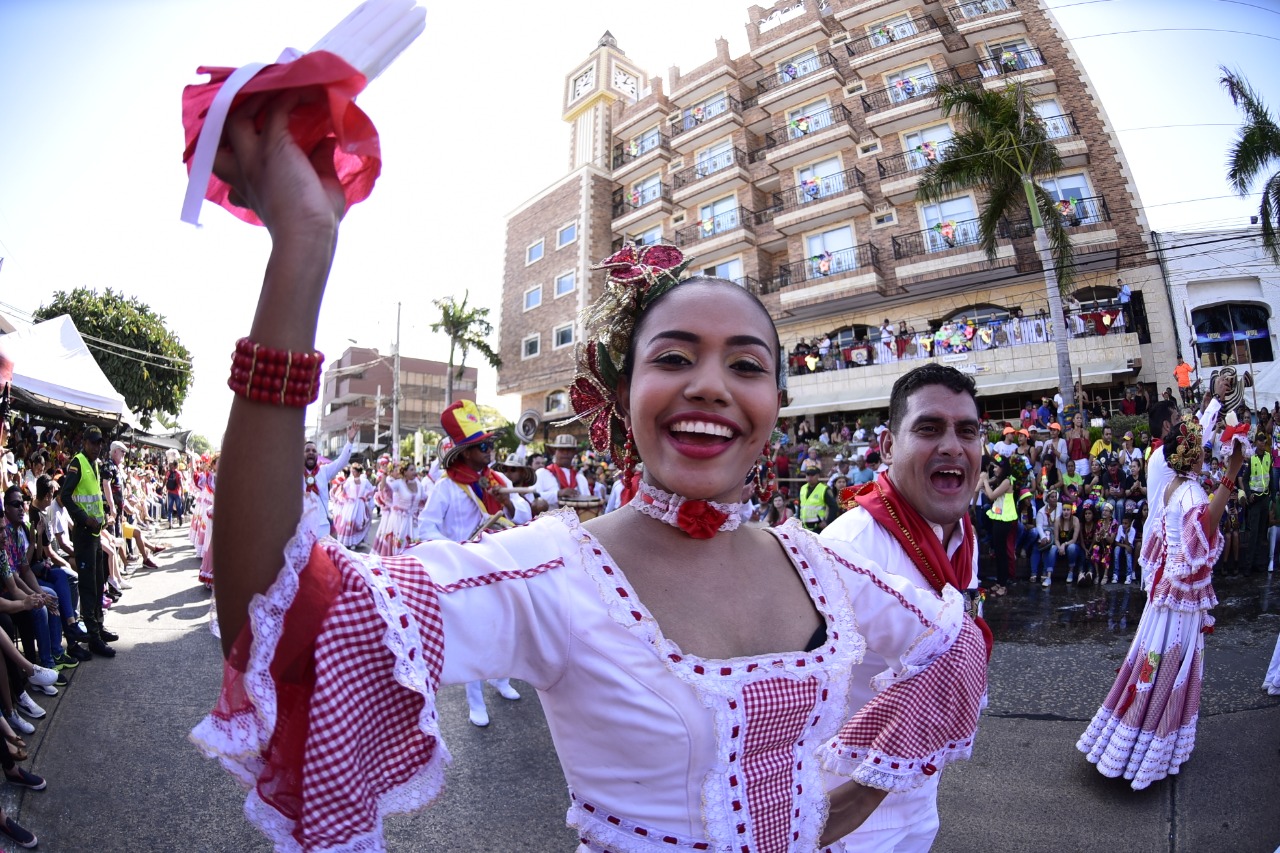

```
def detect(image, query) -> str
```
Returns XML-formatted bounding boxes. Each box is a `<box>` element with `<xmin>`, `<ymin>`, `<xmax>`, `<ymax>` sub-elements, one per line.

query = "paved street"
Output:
<box><xmin>3</xmin><ymin>525</ymin><xmax>1278</xmax><ymax>852</ymax></box>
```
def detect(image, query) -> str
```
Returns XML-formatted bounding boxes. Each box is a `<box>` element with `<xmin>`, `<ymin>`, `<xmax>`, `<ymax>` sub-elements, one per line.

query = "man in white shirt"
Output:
<box><xmin>1033</xmin><ymin>489</ymin><xmax>1062</xmax><ymax>586</ymax></box>
<box><xmin>824</xmin><ymin>363</ymin><xmax>987</xmax><ymax>852</ymax></box>
<box><xmin>303</xmin><ymin>424</ymin><xmax>356</xmax><ymax>538</ymax></box>
<box><xmin>826</xmin><ymin>454</ymin><xmax>852</xmax><ymax>487</ymax></box>
<box><xmin>535</xmin><ymin>434</ymin><xmax>583</xmax><ymax>508</ymax></box>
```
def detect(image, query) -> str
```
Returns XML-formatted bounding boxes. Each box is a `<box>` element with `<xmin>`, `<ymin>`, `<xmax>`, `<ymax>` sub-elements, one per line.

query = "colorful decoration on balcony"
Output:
<box><xmin>932</xmin><ymin>220</ymin><xmax>957</xmax><ymax>246</ymax></box>
<box><xmin>894</xmin><ymin>78</ymin><xmax>918</xmax><ymax>97</ymax></box>
<box><xmin>700</xmin><ymin>218</ymin><xmax>716</xmax><ymax>235</ymax></box>
<box><xmin>629</xmin><ymin>140</ymin><xmax>640</xmax><ymax>156</ymax></box>
<box><xmin>978</xmin><ymin>327</ymin><xmax>994</xmax><ymax>346</ymax></box>
<box><xmin>1000</xmin><ymin>50</ymin><xmax>1018</xmax><ymax>70</ymax></box>
<box><xmin>801</xmin><ymin>178</ymin><xmax>821</xmax><ymax>199</ymax></box>
<box><xmin>809</xmin><ymin>250</ymin><xmax>833</xmax><ymax>275</ymax></box>
<box><xmin>630</xmin><ymin>189</ymin><xmax>642</xmax><ymax>206</ymax></box>
<box><xmin>915</xmin><ymin>141</ymin><xmax>939</xmax><ymax>162</ymax></box>
<box><xmin>783</xmin><ymin>63</ymin><xmax>799</xmax><ymax>78</ymax></box>
<box><xmin>874</xmin><ymin>25</ymin><xmax>896</xmax><ymax>42</ymax></box>
<box><xmin>691</xmin><ymin>105</ymin><xmax>705</xmax><ymax>122</ymax></box>
<box><xmin>1057</xmin><ymin>197</ymin><xmax>1078</xmax><ymax>216</ymax></box>
<box><xmin>789</xmin><ymin>115</ymin><xmax>812</xmax><ymax>134</ymax></box>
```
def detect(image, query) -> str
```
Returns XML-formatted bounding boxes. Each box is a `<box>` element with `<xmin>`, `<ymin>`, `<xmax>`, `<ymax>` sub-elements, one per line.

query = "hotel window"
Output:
<box><xmin>557</xmin><ymin>222</ymin><xmax>577</xmax><ymax>248</ymax></box>
<box><xmin>921</xmin><ymin>196</ymin><xmax>978</xmax><ymax>252</ymax></box>
<box><xmin>796</xmin><ymin>157</ymin><xmax>846</xmax><ymax>202</ymax></box>
<box><xmin>868</xmin><ymin>13</ymin><xmax>916</xmax><ymax>47</ymax></box>
<box><xmin>886</xmin><ymin>63</ymin><xmax>933</xmax><ymax>104</ymax></box>
<box><xmin>1040</xmin><ymin>173</ymin><xmax>1101</xmax><ymax>225</ymax></box>
<box><xmin>553</xmin><ymin>324</ymin><xmax>575</xmax><ymax>349</ymax></box>
<box><xmin>698</xmin><ymin>196</ymin><xmax>741</xmax><ymax>236</ymax></box>
<box><xmin>696</xmin><ymin>139</ymin><xmax>735</xmax><ymax>177</ymax></box>
<box><xmin>681</xmin><ymin>92</ymin><xmax>730</xmax><ymax>129</ymax></box>
<box><xmin>523</xmin><ymin>285</ymin><xmax>542</xmax><ymax>311</ymax></box>
<box><xmin>631</xmin><ymin>126</ymin><xmax>662</xmax><ymax>156</ymax></box>
<box><xmin>522</xmin><ymin>334</ymin><xmax>540</xmax><ymax>359</ymax></box>
<box><xmin>633</xmin><ymin>224</ymin><xmax>663</xmax><ymax>246</ymax></box>
<box><xmin>778</xmin><ymin>48</ymin><xmax>820</xmax><ymax>80</ymax></box>
<box><xmin>902</xmin><ymin>123</ymin><xmax>953</xmax><ymax>170</ymax></box>
<box><xmin>545</xmin><ymin>390</ymin><xmax>569</xmax><ymax>414</ymax></box>
<box><xmin>983</xmin><ymin>39</ymin><xmax>1042</xmax><ymax>76</ymax></box>
<box><xmin>630</xmin><ymin>173</ymin><xmax>662</xmax><ymax>208</ymax></box>
<box><xmin>555</xmin><ymin>270</ymin><xmax>576</xmax><ymax>297</ymax></box>
<box><xmin>804</xmin><ymin>225</ymin><xmax>858</xmax><ymax>277</ymax></box>
<box><xmin>786</xmin><ymin>98</ymin><xmax>832</xmax><ymax>140</ymax></box>
<box><xmin>701</xmin><ymin>258</ymin><xmax>744</xmax><ymax>284</ymax></box>
<box><xmin>526</xmin><ymin>239</ymin><xmax>544</xmax><ymax>264</ymax></box>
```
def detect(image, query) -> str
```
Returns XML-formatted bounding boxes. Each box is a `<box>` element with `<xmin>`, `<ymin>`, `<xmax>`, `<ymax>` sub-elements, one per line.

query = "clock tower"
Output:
<box><xmin>562</xmin><ymin>31</ymin><xmax>643</xmax><ymax>170</ymax></box>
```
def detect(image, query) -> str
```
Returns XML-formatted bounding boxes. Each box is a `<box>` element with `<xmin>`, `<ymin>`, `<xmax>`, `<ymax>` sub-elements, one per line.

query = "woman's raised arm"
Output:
<box><xmin>211</xmin><ymin>95</ymin><xmax>347</xmax><ymax>656</ymax></box>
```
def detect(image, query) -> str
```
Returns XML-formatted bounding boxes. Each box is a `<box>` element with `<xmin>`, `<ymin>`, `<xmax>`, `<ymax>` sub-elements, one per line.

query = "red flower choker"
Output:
<box><xmin>631</xmin><ymin>481</ymin><xmax>744</xmax><ymax>539</ymax></box>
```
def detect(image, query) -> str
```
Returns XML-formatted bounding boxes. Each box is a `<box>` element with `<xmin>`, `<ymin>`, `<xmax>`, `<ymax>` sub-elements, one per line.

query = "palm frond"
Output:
<box><xmin>1031</xmin><ymin>184</ymin><xmax>1077</xmax><ymax>290</ymax></box>
<box><xmin>1220</xmin><ymin>66</ymin><xmax>1280</xmax><ymax>196</ymax></box>
<box><xmin>1261</xmin><ymin>170</ymin><xmax>1280</xmax><ymax>264</ymax></box>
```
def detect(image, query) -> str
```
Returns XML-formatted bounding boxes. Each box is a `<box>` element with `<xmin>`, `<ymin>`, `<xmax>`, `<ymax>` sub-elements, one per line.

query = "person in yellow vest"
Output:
<box><xmin>58</xmin><ymin>425</ymin><xmax>116</xmax><ymax>657</ymax></box>
<box><xmin>1244</xmin><ymin>430</ymin><xmax>1273</xmax><ymax>574</ymax></box>
<box><xmin>980</xmin><ymin>455</ymin><xmax>1016</xmax><ymax>590</ymax></box>
<box><xmin>798</xmin><ymin>463</ymin><xmax>837</xmax><ymax>533</ymax></box>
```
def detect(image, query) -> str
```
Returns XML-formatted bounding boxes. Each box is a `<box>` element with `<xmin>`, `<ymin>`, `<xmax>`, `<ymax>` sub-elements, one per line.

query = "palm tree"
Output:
<box><xmin>915</xmin><ymin>79</ymin><xmax>1077</xmax><ymax>407</ymax></box>
<box><xmin>430</xmin><ymin>291</ymin><xmax>501</xmax><ymax>406</ymax></box>
<box><xmin>1220</xmin><ymin>66</ymin><xmax>1280</xmax><ymax>263</ymax></box>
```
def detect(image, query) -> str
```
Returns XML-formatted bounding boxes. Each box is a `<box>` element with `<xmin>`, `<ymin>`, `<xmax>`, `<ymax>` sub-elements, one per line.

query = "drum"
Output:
<box><xmin>562</xmin><ymin>497</ymin><xmax>604</xmax><ymax>522</ymax></box>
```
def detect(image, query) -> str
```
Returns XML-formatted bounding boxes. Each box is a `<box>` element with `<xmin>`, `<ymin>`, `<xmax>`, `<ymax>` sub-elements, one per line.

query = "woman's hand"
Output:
<box><xmin>820</xmin><ymin>781</ymin><xmax>889</xmax><ymax>845</ymax></box>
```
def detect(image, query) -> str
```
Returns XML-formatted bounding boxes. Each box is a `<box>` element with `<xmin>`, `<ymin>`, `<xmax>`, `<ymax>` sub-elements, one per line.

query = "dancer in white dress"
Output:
<box><xmin>332</xmin><ymin>462</ymin><xmax>376</xmax><ymax>549</ymax></box>
<box><xmin>1077</xmin><ymin>416</ymin><xmax>1246</xmax><ymax>789</ymax></box>
<box><xmin>198</xmin><ymin>95</ymin><xmax>987</xmax><ymax>852</ymax></box>
<box><xmin>373</xmin><ymin>462</ymin><xmax>421</xmax><ymax>556</ymax></box>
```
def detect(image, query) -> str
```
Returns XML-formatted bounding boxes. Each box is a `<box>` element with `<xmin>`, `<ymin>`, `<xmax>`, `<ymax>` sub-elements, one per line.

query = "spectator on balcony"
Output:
<box><xmin>895</xmin><ymin>320</ymin><xmax>912</xmax><ymax>359</ymax></box>
<box><xmin>850</xmin><ymin>454</ymin><xmax>876</xmax><ymax>487</ymax></box>
<box><xmin>827</xmin><ymin>455</ymin><xmax>852</xmax><ymax>488</ymax></box>
<box><xmin>1174</xmin><ymin>356</ymin><xmax>1196</xmax><ymax>407</ymax></box>
<box><xmin>818</xmin><ymin>426</ymin><xmax>831</xmax><ymax>446</ymax></box>
<box><xmin>992</xmin><ymin>426</ymin><xmax>1018</xmax><ymax>458</ymax></box>
<box><xmin>1035</xmin><ymin>398</ymin><xmax>1054</xmax><ymax>430</ymax></box>
<box><xmin>878</xmin><ymin>319</ymin><xmax>895</xmax><ymax>360</ymax></box>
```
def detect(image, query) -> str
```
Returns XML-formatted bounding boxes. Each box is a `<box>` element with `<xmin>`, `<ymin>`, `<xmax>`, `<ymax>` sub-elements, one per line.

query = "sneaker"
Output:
<box><xmin>1125</xmin><ymin>574</ymin><xmax>1135</xmax><ymax>585</ymax></box>
<box><xmin>67</xmin><ymin>643</ymin><xmax>92</xmax><ymax>662</ymax></box>
<box><xmin>65</xmin><ymin>621</ymin><xmax>88</xmax><ymax>641</ymax></box>
<box><xmin>489</xmin><ymin>680</ymin><xmax>521</xmax><ymax>701</ymax></box>
<box><xmin>0</xmin><ymin>815</ymin><xmax>37</xmax><ymax>848</ymax></box>
<box><xmin>28</xmin><ymin>666</ymin><xmax>57</xmax><ymax>688</ymax></box>
<box><xmin>88</xmin><ymin>637</ymin><xmax>116</xmax><ymax>658</ymax></box>
<box><xmin>53</xmin><ymin>672</ymin><xmax>68</xmax><ymax>688</ymax></box>
<box><xmin>142</xmin><ymin>558</ymin><xmax>160</xmax><ymax>569</ymax></box>
<box><xmin>1066</xmin><ymin>572</ymin><xmax>1074</xmax><ymax>584</ymax></box>
<box><xmin>1042</xmin><ymin>575</ymin><xmax>1052</xmax><ymax>587</ymax></box>
<box><xmin>99</xmin><ymin>628</ymin><xmax>119</xmax><ymax>643</ymax></box>
<box><xmin>54</xmin><ymin>653</ymin><xmax>79</xmax><ymax>671</ymax></box>
<box><xmin>4</xmin><ymin>768</ymin><xmax>47</xmax><ymax>791</ymax></box>
<box><xmin>4</xmin><ymin>712</ymin><xmax>33</xmax><ymax>736</ymax></box>
<box><xmin>15</xmin><ymin>693</ymin><xmax>44</xmax><ymax>720</ymax></box>
<box><xmin>30</xmin><ymin>683</ymin><xmax>56</xmax><ymax>697</ymax></box>
<box><xmin>118</xmin><ymin>579</ymin><xmax>132</xmax><ymax>590</ymax></box>
<box><xmin>468</xmin><ymin>707</ymin><xmax>490</xmax><ymax>727</ymax></box>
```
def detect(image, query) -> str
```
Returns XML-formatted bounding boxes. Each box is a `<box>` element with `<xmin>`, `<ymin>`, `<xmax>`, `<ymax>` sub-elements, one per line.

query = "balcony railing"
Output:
<box><xmin>675</xmin><ymin>207</ymin><xmax>753</xmax><ymax>246</ymax></box>
<box><xmin>845</xmin><ymin>15</ymin><xmax>941</xmax><ymax>57</ymax></box>
<box><xmin>876</xmin><ymin>139</ymin><xmax>954</xmax><ymax>178</ymax></box>
<box><xmin>893</xmin><ymin>216</ymin><xmax>1005</xmax><ymax>259</ymax></box>
<box><xmin>862</xmin><ymin>67</ymin><xmax>958</xmax><ymax>114</ymax></box>
<box><xmin>1007</xmin><ymin>194</ymin><xmax>1110</xmax><ymax>237</ymax></box>
<box><xmin>751</xmin><ymin>103</ymin><xmax>856</xmax><ymax>162</ymax></box>
<box><xmin>1040</xmin><ymin>112</ymin><xmax>1078</xmax><ymax>139</ymax></box>
<box><xmin>757</xmin><ymin>51</ymin><xmax>840</xmax><ymax>94</ymax></box>
<box><xmin>612</xmin><ymin>134</ymin><xmax>671</xmax><ymax>169</ymax></box>
<box><xmin>611</xmin><ymin>182</ymin><xmax>672</xmax><ymax>219</ymax></box>
<box><xmin>945</xmin><ymin>0</ymin><xmax>1015</xmax><ymax>23</ymax></box>
<box><xmin>672</xmin><ymin>147</ymin><xmax>749</xmax><ymax>189</ymax></box>
<box><xmin>768</xmin><ymin>243</ymin><xmax>881</xmax><ymax>293</ymax></box>
<box><xmin>784</xmin><ymin>302</ymin><xmax>1135</xmax><ymax>376</ymax></box>
<box><xmin>774</xmin><ymin>166</ymin><xmax>866</xmax><ymax>214</ymax></box>
<box><xmin>670</xmin><ymin>95</ymin><xmax>743</xmax><ymax>137</ymax></box>
<box><xmin>978</xmin><ymin>46</ymin><xmax>1045</xmax><ymax>78</ymax></box>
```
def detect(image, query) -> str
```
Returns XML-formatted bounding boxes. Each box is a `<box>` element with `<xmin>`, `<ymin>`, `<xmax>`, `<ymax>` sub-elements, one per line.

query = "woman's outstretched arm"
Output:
<box><xmin>211</xmin><ymin>94</ymin><xmax>347</xmax><ymax>657</ymax></box>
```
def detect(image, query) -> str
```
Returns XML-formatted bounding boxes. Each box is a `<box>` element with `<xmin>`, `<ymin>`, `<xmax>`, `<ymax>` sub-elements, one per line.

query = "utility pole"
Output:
<box><xmin>392</xmin><ymin>301</ymin><xmax>402</xmax><ymax>462</ymax></box>
<box><xmin>374</xmin><ymin>385</ymin><xmax>382</xmax><ymax>457</ymax></box>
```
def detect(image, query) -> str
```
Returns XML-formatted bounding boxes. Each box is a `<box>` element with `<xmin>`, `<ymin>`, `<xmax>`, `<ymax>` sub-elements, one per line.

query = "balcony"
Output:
<box><xmin>611</xmin><ymin>183</ymin><xmax>673</xmax><ymax>232</ymax></box>
<box><xmin>845</xmin><ymin>16</ymin><xmax>947</xmax><ymax>75</ymax></box>
<box><xmin>674</xmin><ymin>206</ymin><xmax>755</xmax><ymax>252</ymax></box>
<box><xmin>770</xmin><ymin>166</ymin><xmax>870</xmax><ymax>233</ymax></box>
<box><xmin>861</xmin><ymin>67</ymin><xmax>958</xmax><ymax>131</ymax></box>
<box><xmin>755</xmin><ymin>103</ymin><xmax>859</xmax><ymax>169</ymax></box>
<box><xmin>611</xmin><ymin>134</ymin><xmax>672</xmax><ymax>181</ymax></box>
<box><xmin>669</xmin><ymin>95</ymin><xmax>743</xmax><ymax>151</ymax></box>
<box><xmin>876</xmin><ymin>140</ymin><xmax>954</xmax><ymax>202</ymax></box>
<box><xmin>893</xmin><ymin>216</ymin><xmax>1001</xmax><ymax>259</ymax></box>
<box><xmin>766</xmin><ymin>244</ymin><xmax>886</xmax><ymax>315</ymax></box>
<box><xmin>1007</xmin><ymin>194</ymin><xmax>1111</xmax><ymax>236</ymax></box>
<box><xmin>977</xmin><ymin>47</ymin><xmax>1054</xmax><ymax>90</ymax></box>
<box><xmin>672</xmin><ymin>147</ymin><xmax>751</xmax><ymax>207</ymax></box>
<box><xmin>946</xmin><ymin>0</ymin><xmax>1023</xmax><ymax>41</ymax></box>
<box><xmin>1040</xmin><ymin>112</ymin><xmax>1088</xmax><ymax>166</ymax></box>
<box><xmin>754</xmin><ymin>51</ymin><xmax>846</xmax><ymax>113</ymax></box>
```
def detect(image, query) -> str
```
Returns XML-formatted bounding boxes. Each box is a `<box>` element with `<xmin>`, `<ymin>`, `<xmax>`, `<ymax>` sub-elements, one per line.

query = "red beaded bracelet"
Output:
<box><xmin>227</xmin><ymin>337</ymin><xmax>324</xmax><ymax>407</ymax></box>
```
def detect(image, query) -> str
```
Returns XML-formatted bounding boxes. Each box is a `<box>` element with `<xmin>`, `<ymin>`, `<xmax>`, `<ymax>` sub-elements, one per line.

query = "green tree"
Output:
<box><xmin>33</xmin><ymin>287</ymin><xmax>192</xmax><ymax>428</ymax></box>
<box><xmin>1220</xmin><ymin>66</ymin><xmax>1280</xmax><ymax>263</ymax></box>
<box><xmin>915</xmin><ymin>79</ymin><xmax>1077</xmax><ymax>406</ymax></box>
<box><xmin>475</xmin><ymin>404</ymin><xmax>517</xmax><ymax>456</ymax></box>
<box><xmin>429</xmin><ymin>292</ymin><xmax>501</xmax><ymax>407</ymax></box>
<box><xmin>190</xmin><ymin>434</ymin><xmax>213</xmax><ymax>455</ymax></box>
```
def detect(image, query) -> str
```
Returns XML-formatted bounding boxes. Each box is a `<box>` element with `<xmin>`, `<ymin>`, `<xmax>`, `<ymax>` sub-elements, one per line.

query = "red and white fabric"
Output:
<box><xmin>332</xmin><ymin>475</ymin><xmax>376</xmax><ymax>548</ymax></box>
<box><xmin>373</xmin><ymin>477</ymin><xmax>420</xmax><ymax>556</ymax></box>
<box><xmin>1077</xmin><ymin>478</ymin><xmax>1224</xmax><ymax>789</ymax></box>
<box><xmin>192</xmin><ymin>511</ymin><xmax>985</xmax><ymax>852</ymax></box>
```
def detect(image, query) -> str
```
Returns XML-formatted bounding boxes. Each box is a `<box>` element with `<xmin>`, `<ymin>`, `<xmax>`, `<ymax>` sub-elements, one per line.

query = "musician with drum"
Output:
<box><xmin>416</xmin><ymin>400</ymin><xmax>530</xmax><ymax>727</ymax></box>
<box><xmin>536</xmin><ymin>433</ymin><xmax>587</xmax><ymax>508</ymax></box>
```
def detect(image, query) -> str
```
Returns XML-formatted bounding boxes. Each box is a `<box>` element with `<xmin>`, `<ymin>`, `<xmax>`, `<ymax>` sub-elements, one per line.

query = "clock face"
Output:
<box><xmin>612</xmin><ymin>68</ymin><xmax>638</xmax><ymax>98</ymax></box>
<box><xmin>573</xmin><ymin>67</ymin><xmax>595</xmax><ymax>99</ymax></box>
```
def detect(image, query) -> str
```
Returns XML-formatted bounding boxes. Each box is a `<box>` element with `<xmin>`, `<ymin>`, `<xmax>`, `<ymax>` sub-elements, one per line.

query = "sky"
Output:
<box><xmin>0</xmin><ymin>0</ymin><xmax>1277</xmax><ymax>445</ymax></box>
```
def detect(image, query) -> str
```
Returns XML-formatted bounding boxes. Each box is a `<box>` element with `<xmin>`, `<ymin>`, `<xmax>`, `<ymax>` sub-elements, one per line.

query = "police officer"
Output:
<box><xmin>59</xmin><ymin>426</ymin><xmax>115</xmax><ymax>657</ymax></box>
<box><xmin>798</xmin><ymin>462</ymin><xmax>838</xmax><ymax>533</ymax></box>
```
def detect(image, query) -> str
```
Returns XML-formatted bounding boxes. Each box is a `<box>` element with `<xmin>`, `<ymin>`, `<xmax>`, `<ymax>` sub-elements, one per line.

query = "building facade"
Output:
<box><xmin>498</xmin><ymin>0</ymin><xmax>1179</xmax><ymax>429</ymax></box>
<box><xmin>1155</xmin><ymin>227</ymin><xmax>1278</xmax><ymax>413</ymax></box>
<box><xmin>317</xmin><ymin>346</ymin><xmax>477</xmax><ymax>456</ymax></box>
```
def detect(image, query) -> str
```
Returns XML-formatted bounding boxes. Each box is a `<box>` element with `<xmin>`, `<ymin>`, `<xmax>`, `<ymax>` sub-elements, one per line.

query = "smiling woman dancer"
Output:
<box><xmin>195</xmin><ymin>96</ymin><xmax>987</xmax><ymax>853</ymax></box>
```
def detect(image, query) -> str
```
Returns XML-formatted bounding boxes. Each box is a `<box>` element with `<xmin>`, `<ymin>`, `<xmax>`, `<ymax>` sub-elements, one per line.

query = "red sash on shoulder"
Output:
<box><xmin>849</xmin><ymin>473</ymin><xmax>993</xmax><ymax>658</ymax></box>
<box><xmin>547</xmin><ymin>464</ymin><xmax>576</xmax><ymax>491</ymax></box>
<box><xmin>447</xmin><ymin>462</ymin><xmax>503</xmax><ymax>515</ymax></box>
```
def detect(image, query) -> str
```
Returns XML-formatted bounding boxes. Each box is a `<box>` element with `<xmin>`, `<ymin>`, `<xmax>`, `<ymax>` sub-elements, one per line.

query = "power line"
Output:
<box><xmin>83</xmin><ymin>341</ymin><xmax>192</xmax><ymax>373</ymax></box>
<box><xmin>1071</xmin><ymin>28</ymin><xmax>1280</xmax><ymax>43</ymax></box>
<box><xmin>76</xmin><ymin>333</ymin><xmax>192</xmax><ymax>367</ymax></box>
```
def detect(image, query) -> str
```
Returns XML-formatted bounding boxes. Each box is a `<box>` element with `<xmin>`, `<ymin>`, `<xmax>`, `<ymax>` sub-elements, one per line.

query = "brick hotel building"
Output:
<box><xmin>498</xmin><ymin>0</ymin><xmax>1178</xmax><ymax>434</ymax></box>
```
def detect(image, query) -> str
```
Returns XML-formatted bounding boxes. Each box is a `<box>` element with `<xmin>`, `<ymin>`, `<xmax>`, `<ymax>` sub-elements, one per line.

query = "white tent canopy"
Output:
<box><xmin>1</xmin><ymin>314</ymin><xmax>132</xmax><ymax>424</ymax></box>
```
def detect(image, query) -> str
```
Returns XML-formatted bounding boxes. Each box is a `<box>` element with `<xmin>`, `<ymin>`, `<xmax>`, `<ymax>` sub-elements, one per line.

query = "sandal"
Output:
<box><xmin>4</xmin><ymin>734</ymin><xmax>25</xmax><ymax>750</ymax></box>
<box><xmin>6</xmin><ymin>743</ymin><xmax>27</xmax><ymax>762</ymax></box>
